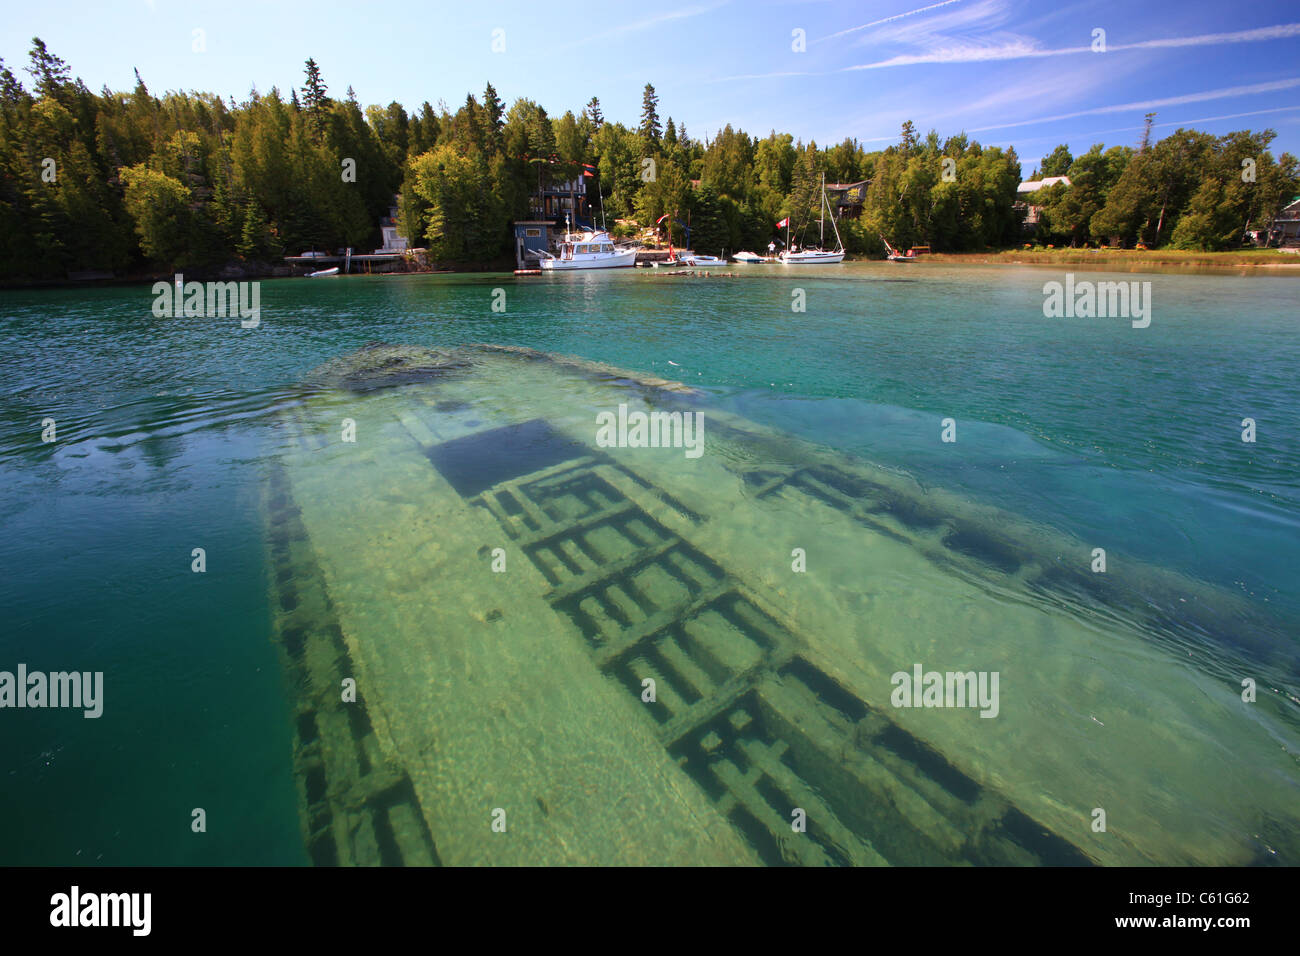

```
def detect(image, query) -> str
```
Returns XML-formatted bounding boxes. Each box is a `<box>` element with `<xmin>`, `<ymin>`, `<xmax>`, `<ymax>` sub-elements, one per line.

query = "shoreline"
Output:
<box><xmin>918</xmin><ymin>248</ymin><xmax>1300</xmax><ymax>273</ymax></box>
<box><xmin>3</xmin><ymin>248</ymin><xmax>1298</xmax><ymax>292</ymax></box>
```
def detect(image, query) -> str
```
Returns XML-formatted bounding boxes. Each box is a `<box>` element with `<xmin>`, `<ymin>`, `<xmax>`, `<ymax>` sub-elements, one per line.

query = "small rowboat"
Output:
<box><xmin>880</xmin><ymin>236</ymin><xmax>917</xmax><ymax>262</ymax></box>
<box><xmin>308</xmin><ymin>267</ymin><xmax>340</xmax><ymax>277</ymax></box>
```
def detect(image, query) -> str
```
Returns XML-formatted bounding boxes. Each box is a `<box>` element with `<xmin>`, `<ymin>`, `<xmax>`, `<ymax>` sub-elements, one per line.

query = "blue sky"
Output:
<box><xmin>4</xmin><ymin>0</ymin><xmax>1299</xmax><ymax>168</ymax></box>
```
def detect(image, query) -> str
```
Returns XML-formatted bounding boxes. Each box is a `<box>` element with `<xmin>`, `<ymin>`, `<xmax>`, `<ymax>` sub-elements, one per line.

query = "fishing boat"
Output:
<box><xmin>779</xmin><ymin>173</ymin><xmax>845</xmax><ymax>264</ymax></box>
<box><xmin>881</xmin><ymin>236</ymin><xmax>918</xmax><ymax>262</ymax></box>
<box><xmin>307</xmin><ymin>266</ymin><xmax>340</xmax><ymax>277</ymax></box>
<box><xmin>539</xmin><ymin>229</ymin><xmax>637</xmax><ymax>270</ymax></box>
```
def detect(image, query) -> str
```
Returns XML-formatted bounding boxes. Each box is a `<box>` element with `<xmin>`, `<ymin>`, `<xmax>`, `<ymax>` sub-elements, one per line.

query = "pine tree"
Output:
<box><xmin>639</xmin><ymin>83</ymin><xmax>660</xmax><ymax>145</ymax></box>
<box><xmin>0</xmin><ymin>58</ymin><xmax>25</xmax><ymax>106</ymax></box>
<box><xmin>584</xmin><ymin>97</ymin><xmax>604</xmax><ymax>130</ymax></box>
<box><xmin>26</xmin><ymin>38</ymin><xmax>71</xmax><ymax>102</ymax></box>
<box><xmin>900</xmin><ymin>120</ymin><xmax>918</xmax><ymax>155</ymax></box>
<box><xmin>1139</xmin><ymin>112</ymin><xmax>1156</xmax><ymax>153</ymax></box>
<box><xmin>1040</xmin><ymin>144</ymin><xmax>1073</xmax><ymax>178</ymax></box>
<box><xmin>238</xmin><ymin>200</ymin><xmax>272</xmax><ymax>259</ymax></box>
<box><xmin>301</xmin><ymin>58</ymin><xmax>328</xmax><ymax>141</ymax></box>
<box><xmin>482</xmin><ymin>83</ymin><xmax>505</xmax><ymax>154</ymax></box>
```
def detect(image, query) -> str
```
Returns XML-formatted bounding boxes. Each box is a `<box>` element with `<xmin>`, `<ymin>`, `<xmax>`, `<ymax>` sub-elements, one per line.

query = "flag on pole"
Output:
<box><xmin>656</xmin><ymin>213</ymin><xmax>670</xmax><ymax>225</ymax></box>
<box><xmin>776</xmin><ymin>217</ymin><xmax>789</xmax><ymax>229</ymax></box>
<box><xmin>582</xmin><ymin>163</ymin><xmax>597</xmax><ymax>178</ymax></box>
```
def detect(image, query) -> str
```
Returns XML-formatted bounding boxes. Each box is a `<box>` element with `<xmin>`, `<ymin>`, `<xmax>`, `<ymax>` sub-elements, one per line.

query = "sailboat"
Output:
<box><xmin>779</xmin><ymin>173</ymin><xmax>845</xmax><ymax>264</ymax></box>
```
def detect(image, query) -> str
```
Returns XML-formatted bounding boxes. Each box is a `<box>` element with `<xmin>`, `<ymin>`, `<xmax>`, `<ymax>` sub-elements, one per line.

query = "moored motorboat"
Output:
<box><xmin>683</xmin><ymin>255</ymin><xmax>728</xmax><ymax>268</ymax></box>
<box><xmin>731</xmin><ymin>251</ymin><xmax>775</xmax><ymax>264</ymax></box>
<box><xmin>539</xmin><ymin>230</ymin><xmax>638</xmax><ymax>270</ymax></box>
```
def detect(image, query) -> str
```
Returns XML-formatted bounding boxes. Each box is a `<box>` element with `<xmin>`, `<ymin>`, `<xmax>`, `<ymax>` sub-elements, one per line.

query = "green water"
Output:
<box><xmin>1</xmin><ymin>264</ymin><xmax>1298</xmax><ymax>865</ymax></box>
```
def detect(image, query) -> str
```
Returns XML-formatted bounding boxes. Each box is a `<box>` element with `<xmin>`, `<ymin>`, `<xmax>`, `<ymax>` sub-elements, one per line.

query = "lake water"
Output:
<box><xmin>2</xmin><ymin>263</ymin><xmax>1297</xmax><ymax>865</ymax></box>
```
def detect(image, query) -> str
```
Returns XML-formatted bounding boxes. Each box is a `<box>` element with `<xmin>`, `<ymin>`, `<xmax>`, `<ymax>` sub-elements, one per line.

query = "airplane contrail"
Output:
<box><xmin>816</xmin><ymin>0</ymin><xmax>966</xmax><ymax>44</ymax></box>
<box><xmin>849</xmin><ymin>21</ymin><xmax>1300</xmax><ymax>69</ymax></box>
<box><xmin>963</xmin><ymin>77</ymin><xmax>1300</xmax><ymax>134</ymax></box>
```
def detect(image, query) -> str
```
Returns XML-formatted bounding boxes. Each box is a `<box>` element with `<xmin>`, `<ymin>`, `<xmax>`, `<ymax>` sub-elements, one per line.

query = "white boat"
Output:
<box><xmin>780</xmin><ymin>248</ymin><xmax>846</xmax><ymax>264</ymax></box>
<box><xmin>683</xmin><ymin>255</ymin><xmax>728</xmax><ymax>268</ymax></box>
<box><xmin>778</xmin><ymin>173</ymin><xmax>845</xmax><ymax>265</ymax></box>
<box><xmin>732</xmin><ymin>251</ymin><xmax>775</xmax><ymax>264</ymax></box>
<box><xmin>307</xmin><ymin>267</ymin><xmax>340</xmax><ymax>277</ymax></box>
<box><xmin>539</xmin><ymin>230</ymin><xmax>637</xmax><ymax>270</ymax></box>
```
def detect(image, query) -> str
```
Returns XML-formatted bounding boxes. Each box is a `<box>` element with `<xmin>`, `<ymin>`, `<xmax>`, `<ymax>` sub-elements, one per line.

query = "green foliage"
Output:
<box><xmin>0</xmin><ymin>41</ymin><xmax>407</xmax><ymax>278</ymax></box>
<box><xmin>1037</xmin><ymin>145</ymin><xmax>1130</xmax><ymax>245</ymax></box>
<box><xmin>689</xmin><ymin>183</ymin><xmax>727</xmax><ymax>254</ymax></box>
<box><xmin>120</xmin><ymin>165</ymin><xmax>205</xmax><ymax>265</ymax></box>
<box><xmin>0</xmin><ymin>37</ymin><xmax>1295</xmax><ymax>282</ymax></box>
<box><xmin>639</xmin><ymin>83</ymin><xmax>661</xmax><ymax>146</ymax></box>
<box><xmin>1040</xmin><ymin>144</ymin><xmax>1073</xmax><ymax>178</ymax></box>
<box><xmin>634</xmin><ymin>155</ymin><xmax>689</xmax><ymax>242</ymax></box>
<box><xmin>1169</xmin><ymin>179</ymin><xmax>1237</xmax><ymax>250</ymax></box>
<box><xmin>301</xmin><ymin>58</ymin><xmax>329</xmax><ymax>141</ymax></box>
<box><xmin>407</xmin><ymin>144</ymin><xmax>506</xmax><ymax>262</ymax></box>
<box><xmin>1087</xmin><ymin>128</ymin><xmax>1295</xmax><ymax>247</ymax></box>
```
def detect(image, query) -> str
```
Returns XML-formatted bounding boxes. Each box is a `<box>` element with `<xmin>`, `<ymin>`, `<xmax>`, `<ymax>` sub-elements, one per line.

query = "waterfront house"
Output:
<box><xmin>826</xmin><ymin>181</ymin><xmax>870</xmax><ymax>220</ymax></box>
<box><xmin>1269</xmin><ymin>196</ymin><xmax>1300</xmax><ymax>247</ymax></box>
<box><xmin>1015</xmin><ymin>176</ymin><xmax>1071</xmax><ymax>232</ymax></box>
<box><xmin>530</xmin><ymin>177</ymin><xmax>596</xmax><ymax>229</ymax></box>
<box><xmin>376</xmin><ymin>196</ymin><xmax>408</xmax><ymax>254</ymax></box>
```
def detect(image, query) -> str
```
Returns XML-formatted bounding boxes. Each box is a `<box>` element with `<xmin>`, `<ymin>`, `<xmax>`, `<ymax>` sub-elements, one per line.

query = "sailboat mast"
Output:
<box><xmin>819</xmin><ymin>172</ymin><xmax>825</xmax><ymax>247</ymax></box>
<box><xmin>829</xmin><ymin>182</ymin><xmax>844</xmax><ymax>253</ymax></box>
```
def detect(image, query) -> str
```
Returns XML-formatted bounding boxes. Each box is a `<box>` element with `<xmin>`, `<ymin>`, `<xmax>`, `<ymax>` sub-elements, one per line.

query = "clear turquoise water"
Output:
<box><xmin>1</xmin><ymin>264</ymin><xmax>1297</xmax><ymax>864</ymax></box>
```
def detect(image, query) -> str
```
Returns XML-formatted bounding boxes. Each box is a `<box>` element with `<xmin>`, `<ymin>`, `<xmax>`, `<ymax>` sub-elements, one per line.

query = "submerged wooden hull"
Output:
<box><xmin>264</xmin><ymin>344</ymin><xmax>1300</xmax><ymax>866</ymax></box>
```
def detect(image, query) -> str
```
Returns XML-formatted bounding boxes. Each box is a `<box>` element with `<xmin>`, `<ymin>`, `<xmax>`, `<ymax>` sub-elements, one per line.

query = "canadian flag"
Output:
<box><xmin>775</xmin><ymin>217</ymin><xmax>789</xmax><ymax>229</ymax></box>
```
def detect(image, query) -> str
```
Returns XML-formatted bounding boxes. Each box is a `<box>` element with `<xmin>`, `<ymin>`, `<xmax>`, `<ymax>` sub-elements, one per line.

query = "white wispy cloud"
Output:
<box><xmin>988</xmin><ymin>105</ymin><xmax>1300</xmax><ymax>153</ymax></box>
<box><xmin>713</xmin><ymin>70</ymin><xmax>821</xmax><ymax>81</ymax></box>
<box><xmin>848</xmin><ymin>21</ymin><xmax>1300</xmax><ymax>70</ymax></box>
<box><xmin>963</xmin><ymin>77</ymin><xmax>1300</xmax><ymax>134</ymax></box>
<box><xmin>814</xmin><ymin>0</ymin><xmax>967</xmax><ymax>44</ymax></box>
<box><xmin>926</xmin><ymin>56</ymin><xmax>1134</xmax><ymax>126</ymax></box>
<box><xmin>559</xmin><ymin>3</ymin><xmax>730</xmax><ymax>51</ymax></box>
<box><xmin>842</xmin><ymin>81</ymin><xmax>1300</xmax><ymax>147</ymax></box>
